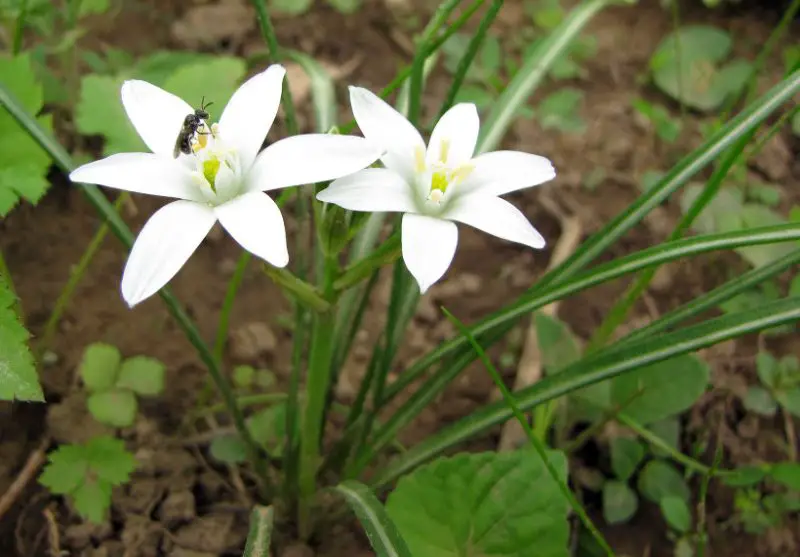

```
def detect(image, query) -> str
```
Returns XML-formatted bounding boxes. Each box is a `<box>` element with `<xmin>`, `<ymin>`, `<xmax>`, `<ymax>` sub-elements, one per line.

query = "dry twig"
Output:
<box><xmin>0</xmin><ymin>437</ymin><xmax>50</xmax><ymax>521</ymax></box>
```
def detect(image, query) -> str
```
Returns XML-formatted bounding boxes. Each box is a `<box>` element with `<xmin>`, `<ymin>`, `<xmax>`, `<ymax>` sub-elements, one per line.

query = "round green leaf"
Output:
<box><xmin>115</xmin><ymin>356</ymin><xmax>165</xmax><ymax>396</ymax></box>
<box><xmin>659</xmin><ymin>495</ymin><xmax>691</xmax><ymax>533</ymax></box>
<box><xmin>610</xmin><ymin>354</ymin><xmax>709</xmax><ymax>425</ymax></box>
<box><xmin>162</xmin><ymin>57</ymin><xmax>246</xmax><ymax>111</ymax></box>
<box><xmin>638</xmin><ymin>460</ymin><xmax>690</xmax><ymax>504</ymax></box>
<box><xmin>646</xmin><ymin>418</ymin><xmax>681</xmax><ymax>458</ymax></box>
<box><xmin>233</xmin><ymin>365</ymin><xmax>255</xmax><ymax>388</ymax></box>
<box><xmin>756</xmin><ymin>352</ymin><xmax>778</xmax><ymax>388</ymax></box>
<box><xmin>603</xmin><ymin>480</ymin><xmax>638</xmax><ymax>525</ymax></box>
<box><xmin>722</xmin><ymin>466</ymin><xmax>767</xmax><ymax>487</ymax></box>
<box><xmin>247</xmin><ymin>404</ymin><xmax>287</xmax><ymax>458</ymax></box>
<box><xmin>209</xmin><ymin>434</ymin><xmax>247</xmax><ymax>464</ymax></box>
<box><xmin>775</xmin><ymin>388</ymin><xmax>800</xmax><ymax>417</ymax></box>
<box><xmin>87</xmin><ymin>389</ymin><xmax>137</xmax><ymax>427</ymax></box>
<box><xmin>79</xmin><ymin>344</ymin><xmax>122</xmax><ymax>392</ymax></box>
<box><xmin>610</xmin><ymin>438</ymin><xmax>645</xmax><ymax>481</ymax></box>
<box><xmin>743</xmin><ymin>386</ymin><xmax>777</xmax><ymax>416</ymax></box>
<box><xmin>769</xmin><ymin>462</ymin><xmax>800</xmax><ymax>491</ymax></box>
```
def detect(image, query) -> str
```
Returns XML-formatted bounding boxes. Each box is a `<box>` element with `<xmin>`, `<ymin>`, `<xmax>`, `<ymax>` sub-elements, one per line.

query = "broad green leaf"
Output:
<box><xmin>756</xmin><ymin>352</ymin><xmax>778</xmax><ymax>388</ymax></box>
<box><xmin>0</xmin><ymin>274</ymin><xmax>43</xmax><ymax>401</ymax></box>
<box><xmin>334</xmin><ymin>481</ymin><xmax>413</xmax><ymax>557</ymax></box>
<box><xmin>610</xmin><ymin>355</ymin><xmax>709</xmax><ymax>425</ymax></box>
<box><xmin>722</xmin><ymin>466</ymin><xmax>766</xmax><ymax>487</ymax></box>
<box><xmin>536</xmin><ymin>88</ymin><xmax>585</xmax><ymax>133</ymax></box>
<box><xmin>769</xmin><ymin>462</ymin><xmax>800</xmax><ymax>491</ymax></box>
<box><xmin>746</xmin><ymin>183</ymin><xmax>781</xmax><ymax>207</ymax></box>
<box><xmin>737</xmin><ymin>205</ymin><xmax>793</xmax><ymax>267</ymax></box>
<box><xmin>84</xmin><ymin>436</ymin><xmax>137</xmax><ymax>485</ymax></box>
<box><xmin>242</xmin><ymin>506</ymin><xmax>274</xmax><ymax>557</ymax></box>
<box><xmin>79</xmin><ymin>343</ymin><xmax>122</xmax><ymax>392</ymax></box>
<box><xmin>210</xmin><ymin>434</ymin><xmax>247</xmax><ymax>464</ymax></box>
<box><xmin>535</xmin><ymin>313</ymin><xmax>582</xmax><ymax>373</ymax></box>
<box><xmin>646</xmin><ymin>418</ymin><xmax>680</xmax><ymax>458</ymax></box>
<box><xmin>602</xmin><ymin>480</ymin><xmax>637</xmax><ymax>524</ymax></box>
<box><xmin>115</xmin><ymin>356</ymin><xmax>165</xmax><ymax>396</ymax></box>
<box><xmin>75</xmin><ymin>74</ymin><xmax>143</xmax><ymax>155</ymax></box>
<box><xmin>247</xmin><ymin>403</ymin><xmax>287</xmax><ymax>458</ymax></box>
<box><xmin>660</xmin><ymin>496</ymin><xmax>691</xmax><ymax>533</ymax></box>
<box><xmin>39</xmin><ymin>445</ymin><xmax>89</xmax><ymax>494</ymax></box>
<box><xmin>73</xmin><ymin>479</ymin><xmax>112</xmax><ymax>523</ymax></box>
<box><xmin>162</xmin><ymin>57</ymin><xmax>246</xmax><ymax>110</ymax></box>
<box><xmin>610</xmin><ymin>437</ymin><xmax>645</xmax><ymax>481</ymax></box>
<box><xmin>775</xmin><ymin>388</ymin><xmax>800</xmax><ymax>417</ymax></box>
<box><xmin>133</xmin><ymin>51</ymin><xmax>215</xmax><ymax>85</ymax></box>
<box><xmin>386</xmin><ymin>451</ymin><xmax>569</xmax><ymax>557</ymax></box>
<box><xmin>87</xmin><ymin>389</ymin><xmax>138</xmax><ymax>427</ymax></box>
<box><xmin>743</xmin><ymin>386</ymin><xmax>777</xmax><ymax>416</ymax></box>
<box><xmin>0</xmin><ymin>54</ymin><xmax>52</xmax><ymax>216</ymax></box>
<box><xmin>638</xmin><ymin>460</ymin><xmax>690</xmax><ymax>504</ymax></box>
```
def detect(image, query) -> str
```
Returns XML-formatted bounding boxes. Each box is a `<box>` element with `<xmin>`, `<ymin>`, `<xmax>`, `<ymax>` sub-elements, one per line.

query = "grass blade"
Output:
<box><xmin>242</xmin><ymin>506</ymin><xmax>274</xmax><ymax>557</ymax></box>
<box><xmin>286</xmin><ymin>50</ymin><xmax>337</xmax><ymax>132</ymax></box>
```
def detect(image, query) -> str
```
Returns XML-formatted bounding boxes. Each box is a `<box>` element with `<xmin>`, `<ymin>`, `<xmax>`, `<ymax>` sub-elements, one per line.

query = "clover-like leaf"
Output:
<box><xmin>79</xmin><ymin>343</ymin><xmax>122</xmax><ymax>392</ymax></box>
<box><xmin>602</xmin><ymin>480</ymin><xmax>638</xmax><ymax>525</ymax></box>
<box><xmin>75</xmin><ymin>74</ymin><xmax>143</xmax><ymax>156</ymax></box>
<box><xmin>611</xmin><ymin>438</ymin><xmax>646</xmax><ymax>481</ymax></box>
<box><xmin>646</xmin><ymin>418</ymin><xmax>681</xmax><ymax>459</ymax></box>
<box><xmin>743</xmin><ymin>386</ymin><xmax>777</xmax><ymax>417</ymax></box>
<box><xmin>210</xmin><ymin>434</ymin><xmax>247</xmax><ymax>464</ymax></box>
<box><xmin>87</xmin><ymin>389</ymin><xmax>138</xmax><ymax>427</ymax></box>
<box><xmin>247</xmin><ymin>403</ymin><xmax>288</xmax><ymax>458</ymax></box>
<box><xmin>386</xmin><ymin>451</ymin><xmax>569</xmax><ymax>557</ymax></box>
<box><xmin>162</xmin><ymin>57</ymin><xmax>247</xmax><ymax>113</ymax></box>
<box><xmin>638</xmin><ymin>460</ymin><xmax>691</xmax><ymax>504</ymax></box>
<box><xmin>536</xmin><ymin>88</ymin><xmax>586</xmax><ymax>133</ymax></box>
<box><xmin>115</xmin><ymin>356</ymin><xmax>165</xmax><ymax>396</ymax></box>
<box><xmin>660</xmin><ymin>496</ymin><xmax>692</xmax><ymax>533</ymax></box>
<box><xmin>0</xmin><ymin>274</ymin><xmax>43</xmax><ymax>401</ymax></box>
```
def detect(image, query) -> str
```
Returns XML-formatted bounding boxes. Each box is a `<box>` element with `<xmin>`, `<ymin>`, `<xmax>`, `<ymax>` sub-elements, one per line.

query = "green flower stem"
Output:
<box><xmin>438</xmin><ymin>0</ymin><xmax>504</xmax><ymax>119</ymax></box>
<box><xmin>262</xmin><ymin>264</ymin><xmax>331</xmax><ymax>313</ymax></box>
<box><xmin>407</xmin><ymin>0</ymin><xmax>464</xmax><ymax>125</ymax></box>
<box><xmin>42</xmin><ymin>192</ymin><xmax>130</xmax><ymax>351</ymax></box>
<box><xmin>442</xmin><ymin>308</ymin><xmax>616</xmax><ymax>557</ymax></box>
<box><xmin>214</xmin><ymin>252</ymin><xmax>251</xmax><ymax>365</ymax></box>
<box><xmin>0</xmin><ymin>81</ymin><xmax>274</xmax><ymax>500</ymax></box>
<box><xmin>298</xmin><ymin>255</ymin><xmax>338</xmax><ymax>539</ymax></box>
<box><xmin>250</xmin><ymin>0</ymin><xmax>299</xmax><ymax>135</ymax></box>
<box><xmin>339</xmin><ymin>0</ymin><xmax>486</xmax><ymax>134</ymax></box>
<box><xmin>333</xmin><ymin>233</ymin><xmax>401</xmax><ymax>292</ymax></box>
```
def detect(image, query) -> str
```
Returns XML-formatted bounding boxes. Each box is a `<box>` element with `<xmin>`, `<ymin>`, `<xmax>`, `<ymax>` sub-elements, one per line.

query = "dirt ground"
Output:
<box><xmin>1</xmin><ymin>0</ymin><xmax>799</xmax><ymax>556</ymax></box>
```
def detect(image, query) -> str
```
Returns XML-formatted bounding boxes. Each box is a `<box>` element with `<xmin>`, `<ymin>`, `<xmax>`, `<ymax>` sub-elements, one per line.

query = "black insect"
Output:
<box><xmin>173</xmin><ymin>98</ymin><xmax>214</xmax><ymax>158</ymax></box>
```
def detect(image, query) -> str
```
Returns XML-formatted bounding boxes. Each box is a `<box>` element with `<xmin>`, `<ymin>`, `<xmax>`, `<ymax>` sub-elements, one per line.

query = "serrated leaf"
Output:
<box><xmin>87</xmin><ymin>389</ymin><xmax>138</xmax><ymax>427</ymax></box>
<box><xmin>660</xmin><ymin>495</ymin><xmax>691</xmax><ymax>533</ymax></box>
<box><xmin>386</xmin><ymin>451</ymin><xmax>569</xmax><ymax>557</ymax></box>
<box><xmin>73</xmin><ymin>478</ymin><xmax>112</xmax><ymax>523</ymax></box>
<box><xmin>85</xmin><ymin>436</ymin><xmax>137</xmax><ymax>484</ymax></box>
<box><xmin>115</xmin><ymin>356</ymin><xmax>165</xmax><ymax>396</ymax></box>
<box><xmin>610</xmin><ymin>437</ymin><xmax>645</xmax><ymax>481</ymax></box>
<box><xmin>646</xmin><ymin>418</ymin><xmax>681</xmax><ymax>458</ymax></box>
<box><xmin>132</xmin><ymin>51</ymin><xmax>215</xmax><ymax>85</ymax></box>
<box><xmin>610</xmin><ymin>355</ymin><xmax>709</xmax><ymax>425</ymax></box>
<box><xmin>0</xmin><ymin>275</ymin><xmax>43</xmax><ymax>401</ymax></box>
<box><xmin>75</xmin><ymin>74</ymin><xmax>143</xmax><ymax>156</ymax></box>
<box><xmin>743</xmin><ymin>386</ymin><xmax>777</xmax><ymax>416</ymax></box>
<box><xmin>79</xmin><ymin>343</ymin><xmax>122</xmax><ymax>392</ymax></box>
<box><xmin>162</xmin><ymin>57</ymin><xmax>246</xmax><ymax>113</ymax></box>
<box><xmin>638</xmin><ymin>460</ymin><xmax>690</xmax><ymax>504</ymax></box>
<box><xmin>0</xmin><ymin>54</ymin><xmax>53</xmax><ymax>216</ymax></box>
<box><xmin>210</xmin><ymin>434</ymin><xmax>247</xmax><ymax>464</ymax></box>
<box><xmin>769</xmin><ymin>462</ymin><xmax>800</xmax><ymax>491</ymax></box>
<box><xmin>39</xmin><ymin>445</ymin><xmax>89</xmax><ymax>494</ymax></box>
<box><xmin>602</xmin><ymin>480</ymin><xmax>638</xmax><ymax>524</ymax></box>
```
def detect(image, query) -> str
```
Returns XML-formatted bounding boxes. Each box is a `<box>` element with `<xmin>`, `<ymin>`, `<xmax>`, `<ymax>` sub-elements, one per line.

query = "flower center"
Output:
<box><xmin>187</xmin><ymin>123</ymin><xmax>241</xmax><ymax>205</ymax></box>
<box><xmin>415</xmin><ymin>142</ymin><xmax>473</xmax><ymax>208</ymax></box>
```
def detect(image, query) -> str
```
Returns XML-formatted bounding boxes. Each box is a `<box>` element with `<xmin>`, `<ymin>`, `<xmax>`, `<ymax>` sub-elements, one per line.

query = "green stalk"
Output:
<box><xmin>262</xmin><ymin>265</ymin><xmax>330</xmax><ymax>312</ymax></box>
<box><xmin>41</xmin><ymin>192</ymin><xmax>130</xmax><ymax>350</ymax></box>
<box><xmin>12</xmin><ymin>0</ymin><xmax>30</xmax><ymax>55</ymax></box>
<box><xmin>297</xmin><ymin>255</ymin><xmax>338</xmax><ymax>538</ymax></box>
<box><xmin>333</xmin><ymin>234</ymin><xmax>401</xmax><ymax>291</ymax></box>
<box><xmin>443</xmin><ymin>308</ymin><xmax>615</xmax><ymax>557</ymax></box>
<box><xmin>407</xmin><ymin>0</ymin><xmax>464</xmax><ymax>125</ymax></box>
<box><xmin>438</xmin><ymin>0</ymin><xmax>504</xmax><ymax>119</ymax></box>
<box><xmin>214</xmin><ymin>252</ymin><xmax>252</xmax><ymax>363</ymax></box>
<box><xmin>250</xmin><ymin>0</ymin><xmax>299</xmax><ymax>135</ymax></box>
<box><xmin>0</xmin><ymin>81</ymin><xmax>273</xmax><ymax>499</ymax></box>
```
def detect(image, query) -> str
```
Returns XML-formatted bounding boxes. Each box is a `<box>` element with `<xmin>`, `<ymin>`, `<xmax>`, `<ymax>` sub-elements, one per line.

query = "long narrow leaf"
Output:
<box><xmin>332</xmin><ymin>480</ymin><xmax>412</xmax><ymax>557</ymax></box>
<box><xmin>242</xmin><ymin>506</ymin><xmax>274</xmax><ymax>557</ymax></box>
<box><xmin>286</xmin><ymin>50</ymin><xmax>337</xmax><ymax>132</ymax></box>
<box><xmin>373</xmin><ymin>297</ymin><xmax>800</xmax><ymax>486</ymax></box>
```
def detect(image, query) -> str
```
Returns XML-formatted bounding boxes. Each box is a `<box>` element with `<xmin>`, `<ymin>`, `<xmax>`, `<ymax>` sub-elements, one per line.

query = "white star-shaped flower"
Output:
<box><xmin>317</xmin><ymin>87</ymin><xmax>556</xmax><ymax>293</ymax></box>
<box><xmin>70</xmin><ymin>65</ymin><xmax>381</xmax><ymax>307</ymax></box>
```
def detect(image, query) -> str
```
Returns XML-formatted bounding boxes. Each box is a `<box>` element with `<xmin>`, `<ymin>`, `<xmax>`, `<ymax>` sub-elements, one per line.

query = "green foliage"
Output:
<box><xmin>248</xmin><ymin>403</ymin><xmax>288</xmax><ymax>458</ymax></box>
<box><xmin>769</xmin><ymin>462</ymin><xmax>800</xmax><ymax>491</ymax></box>
<box><xmin>631</xmin><ymin>98</ymin><xmax>682</xmax><ymax>143</ymax></box>
<box><xmin>210</xmin><ymin>434</ymin><xmax>248</xmax><ymax>464</ymax></box>
<box><xmin>660</xmin><ymin>495</ymin><xmax>692</xmax><ymax>533</ymax></box>
<box><xmin>610</xmin><ymin>437</ymin><xmax>646</xmax><ymax>481</ymax></box>
<box><xmin>602</xmin><ymin>480</ymin><xmax>638</xmax><ymax>524</ymax></box>
<box><xmin>610</xmin><ymin>355</ymin><xmax>709</xmax><ymax>425</ymax></box>
<box><xmin>0</xmin><ymin>273</ymin><xmax>43</xmax><ymax>401</ymax></box>
<box><xmin>78</xmin><ymin>343</ymin><xmax>165</xmax><ymax>427</ymax></box>
<box><xmin>39</xmin><ymin>437</ymin><xmax>137</xmax><ymax>523</ymax></box>
<box><xmin>386</xmin><ymin>451</ymin><xmax>570</xmax><ymax>557</ymax></box>
<box><xmin>723</xmin><ymin>466</ymin><xmax>767</xmax><ymax>487</ymax></box>
<box><xmin>646</xmin><ymin>418</ymin><xmax>681</xmax><ymax>458</ymax></box>
<box><xmin>746</xmin><ymin>351</ymin><xmax>800</xmax><ymax>418</ymax></box>
<box><xmin>650</xmin><ymin>25</ymin><xmax>751</xmax><ymax>111</ymax></box>
<box><xmin>535</xmin><ymin>88</ymin><xmax>586</xmax><ymax>133</ymax></box>
<box><xmin>637</xmin><ymin>459</ymin><xmax>690</xmax><ymax>504</ymax></box>
<box><xmin>242</xmin><ymin>506</ymin><xmax>275</xmax><ymax>557</ymax></box>
<box><xmin>0</xmin><ymin>54</ymin><xmax>52</xmax><ymax>216</ymax></box>
<box><xmin>75</xmin><ymin>54</ymin><xmax>246</xmax><ymax>156</ymax></box>
<box><xmin>272</xmin><ymin>0</ymin><xmax>362</xmax><ymax>15</ymax></box>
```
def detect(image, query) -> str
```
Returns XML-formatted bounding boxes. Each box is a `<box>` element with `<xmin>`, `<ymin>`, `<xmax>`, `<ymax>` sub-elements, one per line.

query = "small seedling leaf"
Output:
<box><xmin>743</xmin><ymin>386</ymin><xmax>777</xmax><ymax>417</ymax></box>
<box><xmin>247</xmin><ymin>403</ymin><xmax>287</xmax><ymax>458</ymax></box>
<box><xmin>163</xmin><ymin>57</ymin><xmax>247</xmax><ymax>111</ymax></box>
<box><xmin>610</xmin><ymin>438</ymin><xmax>646</xmax><ymax>481</ymax></box>
<box><xmin>84</xmin><ymin>436</ymin><xmax>138</xmax><ymax>485</ymax></box>
<box><xmin>39</xmin><ymin>445</ymin><xmax>89</xmax><ymax>494</ymax></box>
<box><xmin>79</xmin><ymin>343</ymin><xmax>122</xmax><ymax>392</ymax></box>
<box><xmin>660</xmin><ymin>495</ymin><xmax>692</xmax><ymax>533</ymax></box>
<box><xmin>210</xmin><ymin>434</ymin><xmax>248</xmax><ymax>464</ymax></box>
<box><xmin>536</xmin><ymin>88</ymin><xmax>586</xmax><ymax>133</ymax></box>
<box><xmin>769</xmin><ymin>462</ymin><xmax>800</xmax><ymax>491</ymax></box>
<box><xmin>756</xmin><ymin>352</ymin><xmax>778</xmax><ymax>388</ymax></box>
<box><xmin>87</xmin><ymin>389</ymin><xmax>138</xmax><ymax>427</ymax></box>
<box><xmin>116</xmin><ymin>356</ymin><xmax>165</xmax><ymax>396</ymax></box>
<box><xmin>775</xmin><ymin>388</ymin><xmax>800</xmax><ymax>417</ymax></box>
<box><xmin>602</xmin><ymin>480</ymin><xmax>638</xmax><ymax>524</ymax></box>
<box><xmin>638</xmin><ymin>460</ymin><xmax>691</xmax><ymax>504</ymax></box>
<box><xmin>722</xmin><ymin>466</ymin><xmax>767</xmax><ymax>487</ymax></box>
<box><xmin>233</xmin><ymin>365</ymin><xmax>255</xmax><ymax>388</ymax></box>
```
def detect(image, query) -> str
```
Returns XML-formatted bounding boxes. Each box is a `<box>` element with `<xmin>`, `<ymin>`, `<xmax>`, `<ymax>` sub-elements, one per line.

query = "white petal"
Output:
<box><xmin>121</xmin><ymin>200</ymin><xmax>215</xmax><ymax>307</ymax></box>
<box><xmin>219</xmin><ymin>65</ymin><xmax>286</xmax><ymax>171</ymax></box>
<box><xmin>426</xmin><ymin>103</ymin><xmax>479</xmax><ymax>167</ymax></box>
<box><xmin>458</xmin><ymin>151</ymin><xmax>556</xmax><ymax>197</ymax></box>
<box><xmin>69</xmin><ymin>153</ymin><xmax>202</xmax><ymax>201</ymax></box>
<box><xmin>401</xmin><ymin>213</ymin><xmax>458</xmax><ymax>294</ymax></box>
<box><xmin>349</xmin><ymin>86</ymin><xmax>425</xmax><ymax>182</ymax></box>
<box><xmin>121</xmin><ymin>80</ymin><xmax>194</xmax><ymax>157</ymax></box>
<box><xmin>248</xmin><ymin>134</ymin><xmax>381</xmax><ymax>192</ymax></box>
<box><xmin>317</xmin><ymin>168</ymin><xmax>417</xmax><ymax>213</ymax></box>
<box><xmin>215</xmin><ymin>192</ymin><xmax>289</xmax><ymax>268</ymax></box>
<box><xmin>444</xmin><ymin>194</ymin><xmax>545</xmax><ymax>249</ymax></box>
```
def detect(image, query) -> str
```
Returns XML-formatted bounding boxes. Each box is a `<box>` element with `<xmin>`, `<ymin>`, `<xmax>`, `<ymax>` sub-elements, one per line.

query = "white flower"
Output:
<box><xmin>70</xmin><ymin>65</ymin><xmax>381</xmax><ymax>307</ymax></box>
<box><xmin>317</xmin><ymin>87</ymin><xmax>556</xmax><ymax>293</ymax></box>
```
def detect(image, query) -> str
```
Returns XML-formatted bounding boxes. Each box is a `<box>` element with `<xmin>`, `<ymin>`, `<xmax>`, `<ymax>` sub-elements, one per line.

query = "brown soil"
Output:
<box><xmin>1</xmin><ymin>1</ymin><xmax>799</xmax><ymax>556</ymax></box>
